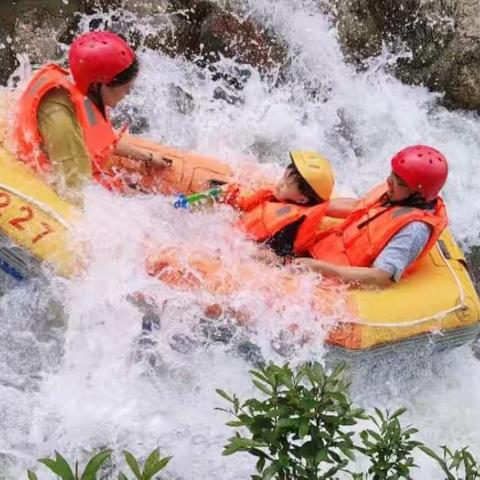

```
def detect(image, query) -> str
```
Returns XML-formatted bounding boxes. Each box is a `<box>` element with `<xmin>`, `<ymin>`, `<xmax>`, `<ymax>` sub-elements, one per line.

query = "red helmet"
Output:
<box><xmin>69</xmin><ymin>31</ymin><xmax>135</xmax><ymax>94</ymax></box>
<box><xmin>391</xmin><ymin>145</ymin><xmax>448</xmax><ymax>201</ymax></box>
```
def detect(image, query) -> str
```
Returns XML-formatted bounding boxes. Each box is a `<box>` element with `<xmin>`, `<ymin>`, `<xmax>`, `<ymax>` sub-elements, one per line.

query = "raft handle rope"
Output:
<box><xmin>0</xmin><ymin>182</ymin><xmax>71</xmax><ymax>229</ymax></box>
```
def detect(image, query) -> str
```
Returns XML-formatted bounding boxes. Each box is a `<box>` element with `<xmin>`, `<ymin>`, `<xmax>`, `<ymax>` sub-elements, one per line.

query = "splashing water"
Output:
<box><xmin>1</xmin><ymin>1</ymin><xmax>480</xmax><ymax>478</ymax></box>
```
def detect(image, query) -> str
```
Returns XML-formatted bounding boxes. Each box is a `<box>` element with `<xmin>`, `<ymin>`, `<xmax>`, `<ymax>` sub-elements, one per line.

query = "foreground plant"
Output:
<box><xmin>217</xmin><ymin>362</ymin><xmax>366</xmax><ymax>479</ymax></box>
<box><xmin>218</xmin><ymin>361</ymin><xmax>436</xmax><ymax>479</ymax></box>
<box><xmin>119</xmin><ymin>448</ymin><xmax>172</xmax><ymax>480</ymax></box>
<box><xmin>27</xmin><ymin>447</ymin><xmax>171</xmax><ymax>480</ymax></box>
<box><xmin>27</xmin><ymin>450</ymin><xmax>112</xmax><ymax>480</ymax></box>
<box><xmin>421</xmin><ymin>445</ymin><xmax>480</xmax><ymax>480</ymax></box>
<box><xmin>356</xmin><ymin>408</ymin><xmax>422</xmax><ymax>479</ymax></box>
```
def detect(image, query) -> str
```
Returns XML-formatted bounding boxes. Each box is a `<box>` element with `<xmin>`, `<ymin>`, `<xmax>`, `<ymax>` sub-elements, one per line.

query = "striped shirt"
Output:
<box><xmin>373</xmin><ymin>221</ymin><xmax>431</xmax><ymax>281</ymax></box>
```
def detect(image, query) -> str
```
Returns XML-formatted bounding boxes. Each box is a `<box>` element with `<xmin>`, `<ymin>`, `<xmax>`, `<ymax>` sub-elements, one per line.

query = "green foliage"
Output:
<box><xmin>217</xmin><ymin>362</ymin><xmax>366</xmax><ymax>479</ymax></box>
<box><xmin>23</xmin><ymin>361</ymin><xmax>480</xmax><ymax>480</ymax></box>
<box><xmin>421</xmin><ymin>445</ymin><xmax>480</xmax><ymax>480</ymax></box>
<box><xmin>357</xmin><ymin>408</ymin><xmax>422</xmax><ymax>479</ymax></box>
<box><xmin>27</xmin><ymin>448</ymin><xmax>170</xmax><ymax>480</ymax></box>
<box><xmin>30</xmin><ymin>449</ymin><xmax>111</xmax><ymax>480</ymax></box>
<box><xmin>219</xmin><ymin>361</ymin><xmax>479</xmax><ymax>480</ymax></box>
<box><xmin>120</xmin><ymin>448</ymin><xmax>171</xmax><ymax>480</ymax></box>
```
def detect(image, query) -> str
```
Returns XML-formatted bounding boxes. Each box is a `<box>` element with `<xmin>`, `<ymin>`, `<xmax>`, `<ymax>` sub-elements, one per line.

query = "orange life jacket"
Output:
<box><xmin>224</xmin><ymin>185</ymin><xmax>276</xmax><ymax>211</ymax></box>
<box><xmin>309</xmin><ymin>183</ymin><xmax>448</xmax><ymax>269</ymax></box>
<box><xmin>15</xmin><ymin>64</ymin><xmax>120</xmax><ymax>190</ymax></box>
<box><xmin>234</xmin><ymin>188</ymin><xmax>329</xmax><ymax>255</ymax></box>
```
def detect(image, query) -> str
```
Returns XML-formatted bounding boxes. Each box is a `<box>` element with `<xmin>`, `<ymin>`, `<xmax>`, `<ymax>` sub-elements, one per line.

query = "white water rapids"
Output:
<box><xmin>1</xmin><ymin>1</ymin><xmax>480</xmax><ymax>478</ymax></box>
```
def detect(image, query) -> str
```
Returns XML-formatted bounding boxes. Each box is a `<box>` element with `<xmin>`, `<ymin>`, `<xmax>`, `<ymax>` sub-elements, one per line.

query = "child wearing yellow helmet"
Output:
<box><xmin>221</xmin><ymin>151</ymin><xmax>335</xmax><ymax>259</ymax></box>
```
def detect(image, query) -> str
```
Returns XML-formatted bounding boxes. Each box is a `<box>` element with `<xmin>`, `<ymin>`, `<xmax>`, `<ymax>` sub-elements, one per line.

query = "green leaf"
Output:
<box><xmin>365</xmin><ymin>429</ymin><xmax>383</xmax><ymax>442</ymax></box>
<box><xmin>265</xmin><ymin>408</ymin><xmax>287</xmax><ymax>419</ymax></box>
<box><xmin>81</xmin><ymin>449</ymin><xmax>112</xmax><ymax>480</ymax></box>
<box><xmin>298</xmin><ymin>419</ymin><xmax>309</xmax><ymax>438</ymax></box>
<box><xmin>55</xmin><ymin>451</ymin><xmax>76</xmax><ymax>480</ymax></box>
<box><xmin>39</xmin><ymin>455</ymin><xmax>75</xmax><ymax>480</ymax></box>
<box><xmin>224</xmin><ymin>437</ymin><xmax>267</xmax><ymax>456</ymax></box>
<box><xmin>256</xmin><ymin>456</ymin><xmax>266</xmax><ymax>473</ymax></box>
<box><xmin>27</xmin><ymin>471</ymin><xmax>38</xmax><ymax>480</ymax></box>
<box><xmin>226</xmin><ymin>420</ymin><xmax>244</xmax><ymax>427</ymax></box>
<box><xmin>339</xmin><ymin>445</ymin><xmax>356</xmax><ymax>461</ymax></box>
<box><xmin>142</xmin><ymin>448</ymin><xmax>160</xmax><ymax>478</ymax></box>
<box><xmin>403</xmin><ymin>427</ymin><xmax>419</xmax><ymax>437</ymax></box>
<box><xmin>144</xmin><ymin>456</ymin><xmax>172</xmax><ymax>478</ymax></box>
<box><xmin>223</xmin><ymin>444</ymin><xmax>241</xmax><ymax>456</ymax></box>
<box><xmin>419</xmin><ymin>446</ymin><xmax>444</xmax><ymax>463</ymax></box>
<box><xmin>373</xmin><ymin>408</ymin><xmax>385</xmax><ymax>423</ymax></box>
<box><xmin>391</xmin><ymin>407</ymin><xmax>407</xmax><ymax>419</ymax></box>
<box><xmin>117</xmin><ymin>473</ymin><xmax>129</xmax><ymax>480</ymax></box>
<box><xmin>247</xmin><ymin>448</ymin><xmax>269</xmax><ymax>460</ymax></box>
<box><xmin>216</xmin><ymin>389</ymin><xmax>234</xmax><ymax>403</ymax></box>
<box><xmin>123</xmin><ymin>451</ymin><xmax>142</xmax><ymax>479</ymax></box>
<box><xmin>262</xmin><ymin>463</ymin><xmax>279</xmax><ymax>480</ymax></box>
<box><xmin>252</xmin><ymin>379</ymin><xmax>273</xmax><ymax>396</ymax></box>
<box><xmin>276</xmin><ymin>418</ymin><xmax>298</xmax><ymax>428</ymax></box>
<box><xmin>315</xmin><ymin>448</ymin><xmax>328</xmax><ymax>463</ymax></box>
<box><xmin>250</xmin><ymin>369</ymin><xmax>271</xmax><ymax>385</ymax></box>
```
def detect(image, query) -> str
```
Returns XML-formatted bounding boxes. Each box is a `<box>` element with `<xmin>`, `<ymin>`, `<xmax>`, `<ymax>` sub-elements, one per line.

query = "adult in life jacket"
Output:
<box><xmin>15</xmin><ymin>31</ymin><xmax>171</xmax><ymax>205</ymax></box>
<box><xmin>223</xmin><ymin>150</ymin><xmax>335</xmax><ymax>261</ymax></box>
<box><xmin>293</xmin><ymin>145</ymin><xmax>449</xmax><ymax>288</ymax></box>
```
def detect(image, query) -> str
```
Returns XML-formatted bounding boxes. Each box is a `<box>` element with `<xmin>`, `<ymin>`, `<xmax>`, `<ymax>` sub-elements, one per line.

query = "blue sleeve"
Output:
<box><xmin>373</xmin><ymin>222</ymin><xmax>432</xmax><ymax>281</ymax></box>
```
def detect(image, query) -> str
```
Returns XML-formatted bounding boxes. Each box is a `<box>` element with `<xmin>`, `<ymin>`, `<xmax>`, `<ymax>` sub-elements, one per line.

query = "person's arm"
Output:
<box><xmin>114</xmin><ymin>137</ymin><xmax>172</xmax><ymax>168</ymax></box>
<box><xmin>293</xmin><ymin>257</ymin><xmax>392</xmax><ymax>287</ymax></box>
<box><xmin>294</xmin><ymin>221</ymin><xmax>432</xmax><ymax>288</ymax></box>
<box><xmin>325</xmin><ymin>198</ymin><xmax>360</xmax><ymax>218</ymax></box>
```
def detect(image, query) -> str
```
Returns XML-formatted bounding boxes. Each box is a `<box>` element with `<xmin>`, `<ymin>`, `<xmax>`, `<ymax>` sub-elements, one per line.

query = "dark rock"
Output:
<box><xmin>2</xmin><ymin>0</ymin><xmax>287</xmax><ymax>94</ymax></box>
<box><xmin>169</xmin><ymin>333</ymin><xmax>199</xmax><ymax>354</ymax></box>
<box><xmin>168</xmin><ymin>84</ymin><xmax>195</xmax><ymax>115</ymax></box>
<box><xmin>336</xmin><ymin>0</ymin><xmax>383</xmax><ymax>64</ymax></box>
<box><xmin>331</xmin><ymin>0</ymin><xmax>480</xmax><ymax>110</ymax></box>
<box><xmin>200</xmin><ymin>319</ymin><xmax>236</xmax><ymax>344</ymax></box>
<box><xmin>0</xmin><ymin>11</ymin><xmax>17</xmax><ymax>86</ymax></box>
<box><xmin>0</xmin><ymin>0</ymin><xmax>124</xmax><ymax>83</ymax></box>
<box><xmin>111</xmin><ymin>104</ymin><xmax>149</xmax><ymax>135</ymax></box>
<box><xmin>163</xmin><ymin>1</ymin><xmax>287</xmax><ymax>74</ymax></box>
<box><xmin>212</xmin><ymin>86</ymin><xmax>243</xmax><ymax>105</ymax></box>
<box><xmin>465</xmin><ymin>244</ymin><xmax>480</xmax><ymax>294</ymax></box>
<box><xmin>232</xmin><ymin>340</ymin><xmax>265</xmax><ymax>367</ymax></box>
<box><xmin>131</xmin><ymin>333</ymin><xmax>166</xmax><ymax>375</ymax></box>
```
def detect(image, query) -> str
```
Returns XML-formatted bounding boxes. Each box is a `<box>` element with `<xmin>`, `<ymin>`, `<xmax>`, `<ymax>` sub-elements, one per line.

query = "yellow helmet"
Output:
<box><xmin>290</xmin><ymin>150</ymin><xmax>335</xmax><ymax>201</ymax></box>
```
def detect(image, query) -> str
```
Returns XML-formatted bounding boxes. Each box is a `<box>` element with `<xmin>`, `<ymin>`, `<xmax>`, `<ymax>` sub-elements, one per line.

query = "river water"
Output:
<box><xmin>1</xmin><ymin>1</ymin><xmax>480</xmax><ymax>478</ymax></box>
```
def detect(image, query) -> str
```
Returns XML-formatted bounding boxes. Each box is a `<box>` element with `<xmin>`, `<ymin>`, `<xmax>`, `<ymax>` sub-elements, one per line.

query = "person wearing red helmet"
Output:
<box><xmin>15</xmin><ymin>31</ymin><xmax>169</xmax><ymax>204</ymax></box>
<box><xmin>293</xmin><ymin>145</ymin><xmax>449</xmax><ymax>287</ymax></box>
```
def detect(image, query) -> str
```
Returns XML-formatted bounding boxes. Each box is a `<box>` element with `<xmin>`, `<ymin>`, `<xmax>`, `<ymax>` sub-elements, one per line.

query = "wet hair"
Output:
<box><xmin>87</xmin><ymin>55</ymin><xmax>138</xmax><ymax>117</ymax></box>
<box><xmin>107</xmin><ymin>56</ymin><xmax>139</xmax><ymax>87</ymax></box>
<box><xmin>385</xmin><ymin>191</ymin><xmax>437</xmax><ymax>210</ymax></box>
<box><xmin>285</xmin><ymin>162</ymin><xmax>323</xmax><ymax>206</ymax></box>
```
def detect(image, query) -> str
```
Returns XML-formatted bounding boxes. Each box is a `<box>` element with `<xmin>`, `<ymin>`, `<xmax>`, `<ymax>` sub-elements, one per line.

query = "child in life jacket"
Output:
<box><xmin>221</xmin><ymin>151</ymin><xmax>335</xmax><ymax>260</ymax></box>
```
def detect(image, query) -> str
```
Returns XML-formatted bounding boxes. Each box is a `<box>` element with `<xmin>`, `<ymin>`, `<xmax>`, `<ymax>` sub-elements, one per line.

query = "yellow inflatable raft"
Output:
<box><xmin>0</xmin><ymin>133</ymin><xmax>478</xmax><ymax>356</ymax></box>
<box><xmin>146</xmin><ymin>223</ymin><xmax>480</xmax><ymax>356</ymax></box>
<box><xmin>0</xmin><ymin>145</ymin><xmax>78</xmax><ymax>280</ymax></box>
<box><xmin>327</xmin><ymin>230</ymin><xmax>480</xmax><ymax>356</ymax></box>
